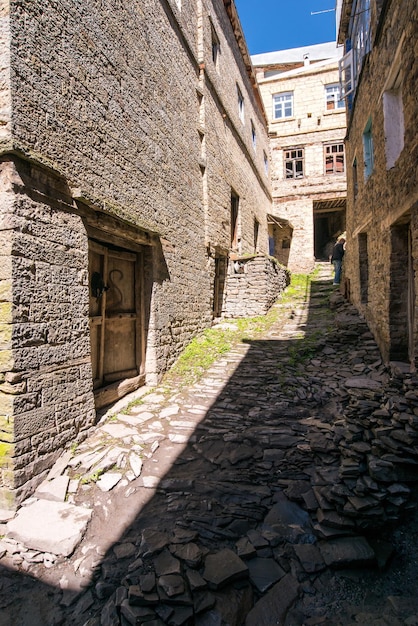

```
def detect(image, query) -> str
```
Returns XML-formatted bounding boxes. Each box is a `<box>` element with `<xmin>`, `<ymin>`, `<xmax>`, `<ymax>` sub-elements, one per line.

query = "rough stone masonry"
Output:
<box><xmin>0</xmin><ymin>0</ymin><xmax>284</xmax><ymax>509</ymax></box>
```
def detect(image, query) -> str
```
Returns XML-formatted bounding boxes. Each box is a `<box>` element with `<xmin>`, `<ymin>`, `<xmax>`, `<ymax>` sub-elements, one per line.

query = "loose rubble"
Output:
<box><xmin>1</xmin><ymin>263</ymin><xmax>418</xmax><ymax>625</ymax></box>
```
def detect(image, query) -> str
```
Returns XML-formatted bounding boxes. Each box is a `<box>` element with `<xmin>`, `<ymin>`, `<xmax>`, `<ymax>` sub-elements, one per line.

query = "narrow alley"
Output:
<box><xmin>1</xmin><ymin>264</ymin><xmax>418</xmax><ymax>626</ymax></box>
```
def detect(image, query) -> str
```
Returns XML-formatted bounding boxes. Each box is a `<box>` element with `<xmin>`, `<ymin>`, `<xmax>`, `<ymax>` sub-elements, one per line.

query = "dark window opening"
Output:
<box><xmin>358</xmin><ymin>233</ymin><xmax>369</xmax><ymax>303</ymax></box>
<box><xmin>254</xmin><ymin>218</ymin><xmax>259</xmax><ymax>252</ymax></box>
<box><xmin>231</xmin><ymin>192</ymin><xmax>239</xmax><ymax>249</ymax></box>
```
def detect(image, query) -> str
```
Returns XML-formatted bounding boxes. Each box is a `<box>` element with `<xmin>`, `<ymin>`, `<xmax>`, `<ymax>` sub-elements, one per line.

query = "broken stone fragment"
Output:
<box><xmin>140</xmin><ymin>529</ymin><xmax>170</xmax><ymax>557</ymax></box>
<box><xmin>235</xmin><ymin>537</ymin><xmax>257</xmax><ymax>560</ymax></box>
<box><xmin>203</xmin><ymin>548</ymin><xmax>248</xmax><ymax>589</ymax></box>
<box><xmin>120</xmin><ymin>599</ymin><xmax>156</xmax><ymax>624</ymax></box>
<box><xmin>293</xmin><ymin>544</ymin><xmax>326</xmax><ymax>573</ymax></box>
<box><xmin>128</xmin><ymin>585</ymin><xmax>159</xmax><ymax>606</ymax></box>
<box><xmin>34</xmin><ymin>475</ymin><xmax>70</xmax><ymax>502</ymax></box>
<box><xmin>262</xmin><ymin>494</ymin><xmax>314</xmax><ymax>543</ymax></box>
<box><xmin>171</xmin><ymin>528</ymin><xmax>198</xmax><ymax>544</ymax></box>
<box><xmin>129</xmin><ymin>452</ymin><xmax>143</xmax><ymax>477</ymax></box>
<box><xmin>170</xmin><ymin>542</ymin><xmax>203</xmax><ymax>567</ymax></box>
<box><xmin>96</xmin><ymin>472</ymin><xmax>122</xmax><ymax>492</ymax></box>
<box><xmin>154</xmin><ymin>549</ymin><xmax>181</xmax><ymax>576</ymax></box>
<box><xmin>140</xmin><ymin>572</ymin><xmax>156</xmax><ymax>593</ymax></box>
<box><xmin>185</xmin><ymin>568</ymin><xmax>207</xmax><ymax>591</ymax></box>
<box><xmin>158</xmin><ymin>574</ymin><xmax>186</xmax><ymax>598</ymax></box>
<box><xmin>113</xmin><ymin>542</ymin><xmax>137</xmax><ymax>560</ymax></box>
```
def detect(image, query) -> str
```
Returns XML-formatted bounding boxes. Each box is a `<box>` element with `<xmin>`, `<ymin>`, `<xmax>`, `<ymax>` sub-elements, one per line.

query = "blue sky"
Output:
<box><xmin>234</xmin><ymin>0</ymin><xmax>337</xmax><ymax>55</ymax></box>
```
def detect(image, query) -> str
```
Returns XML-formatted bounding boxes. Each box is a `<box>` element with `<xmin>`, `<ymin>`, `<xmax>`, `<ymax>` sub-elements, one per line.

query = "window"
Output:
<box><xmin>351</xmin><ymin>0</ymin><xmax>371</xmax><ymax>83</ymax></box>
<box><xmin>363</xmin><ymin>117</ymin><xmax>374</xmax><ymax>180</ymax></box>
<box><xmin>358</xmin><ymin>233</ymin><xmax>369</xmax><ymax>303</ymax></box>
<box><xmin>251</xmin><ymin>121</ymin><xmax>256</xmax><ymax>150</ymax></box>
<box><xmin>211</xmin><ymin>23</ymin><xmax>220</xmax><ymax>68</ymax></box>
<box><xmin>231</xmin><ymin>192</ymin><xmax>240</xmax><ymax>250</ymax></box>
<box><xmin>237</xmin><ymin>85</ymin><xmax>244</xmax><ymax>123</ymax></box>
<box><xmin>325</xmin><ymin>143</ymin><xmax>345</xmax><ymax>174</ymax></box>
<box><xmin>339</xmin><ymin>0</ymin><xmax>371</xmax><ymax>103</ymax></box>
<box><xmin>353</xmin><ymin>157</ymin><xmax>358</xmax><ymax>199</ymax></box>
<box><xmin>325</xmin><ymin>84</ymin><xmax>345</xmax><ymax>110</ymax></box>
<box><xmin>263</xmin><ymin>151</ymin><xmax>269</xmax><ymax>175</ymax></box>
<box><xmin>285</xmin><ymin>148</ymin><xmax>304</xmax><ymax>179</ymax></box>
<box><xmin>383</xmin><ymin>90</ymin><xmax>404</xmax><ymax>169</ymax></box>
<box><xmin>254</xmin><ymin>219</ymin><xmax>260</xmax><ymax>253</ymax></box>
<box><xmin>339</xmin><ymin>48</ymin><xmax>354</xmax><ymax>101</ymax></box>
<box><xmin>273</xmin><ymin>92</ymin><xmax>293</xmax><ymax>120</ymax></box>
<box><xmin>383</xmin><ymin>65</ymin><xmax>404</xmax><ymax>169</ymax></box>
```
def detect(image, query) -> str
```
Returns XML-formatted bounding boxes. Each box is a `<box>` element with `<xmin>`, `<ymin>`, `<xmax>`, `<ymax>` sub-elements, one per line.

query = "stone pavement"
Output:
<box><xmin>1</xmin><ymin>263</ymin><xmax>418</xmax><ymax>625</ymax></box>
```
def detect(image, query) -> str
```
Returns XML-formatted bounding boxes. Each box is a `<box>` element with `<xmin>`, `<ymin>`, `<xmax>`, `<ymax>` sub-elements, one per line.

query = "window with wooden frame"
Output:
<box><xmin>363</xmin><ymin>117</ymin><xmax>374</xmax><ymax>180</ymax></box>
<box><xmin>324</xmin><ymin>143</ymin><xmax>345</xmax><ymax>174</ymax></box>
<box><xmin>285</xmin><ymin>147</ymin><xmax>304</xmax><ymax>179</ymax></box>
<box><xmin>325</xmin><ymin>84</ymin><xmax>345</xmax><ymax>110</ymax></box>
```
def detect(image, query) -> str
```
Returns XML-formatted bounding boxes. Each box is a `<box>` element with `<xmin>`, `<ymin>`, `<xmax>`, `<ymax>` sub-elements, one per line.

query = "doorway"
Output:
<box><xmin>313</xmin><ymin>200</ymin><xmax>346</xmax><ymax>260</ymax></box>
<box><xmin>213</xmin><ymin>255</ymin><xmax>227</xmax><ymax>318</ymax></box>
<box><xmin>89</xmin><ymin>239</ymin><xmax>145</xmax><ymax>407</ymax></box>
<box><xmin>389</xmin><ymin>222</ymin><xmax>414</xmax><ymax>363</ymax></box>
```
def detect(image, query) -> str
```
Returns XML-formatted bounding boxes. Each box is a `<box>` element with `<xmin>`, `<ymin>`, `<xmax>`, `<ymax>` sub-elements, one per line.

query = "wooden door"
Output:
<box><xmin>89</xmin><ymin>240</ymin><xmax>144</xmax><ymax>406</ymax></box>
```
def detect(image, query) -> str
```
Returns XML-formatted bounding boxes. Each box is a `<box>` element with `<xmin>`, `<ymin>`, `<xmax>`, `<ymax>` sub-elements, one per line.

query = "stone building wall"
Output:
<box><xmin>339</xmin><ymin>0</ymin><xmax>418</xmax><ymax>365</ymax></box>
<box><xmin>254</xmin><ymin>52</ymin><xmax>347</xmax><ymax>273</ymax></box>
<box><xmin>0</xmin><ymin>0</ymin><xmax>277</xmax><ymax>508</ymax></box>
<box><xmin>200</xmin><ymin>0</ymin><xmax>271</xmax><ymax>257</ymax></box>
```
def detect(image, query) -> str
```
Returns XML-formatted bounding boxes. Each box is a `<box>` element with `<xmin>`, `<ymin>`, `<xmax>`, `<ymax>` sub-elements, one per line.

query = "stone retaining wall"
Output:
<box><xmin>223</xmin><ymin>256</ymin><xmax>289</xmax><ymax>318</ymax></box>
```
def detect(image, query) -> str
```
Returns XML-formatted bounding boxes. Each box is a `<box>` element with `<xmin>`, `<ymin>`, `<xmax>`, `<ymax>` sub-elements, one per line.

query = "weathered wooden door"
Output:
<box><xmin>89</xmin><ymin>240</ymin><xmax>144</xmax><ymax>407</ymax></box>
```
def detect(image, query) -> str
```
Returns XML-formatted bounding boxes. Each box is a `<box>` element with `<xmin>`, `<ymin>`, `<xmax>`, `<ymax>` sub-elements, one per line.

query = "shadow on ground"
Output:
<box><xmin>2</xmin><ymin>270</ymin><xmax>418</xmax><ymax>625</ymax></box>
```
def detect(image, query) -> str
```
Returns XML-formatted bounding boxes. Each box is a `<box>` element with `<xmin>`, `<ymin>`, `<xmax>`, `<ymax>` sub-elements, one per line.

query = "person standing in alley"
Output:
<box><xmin>331</xmin><ymin>236</ymin><xmax>345</xmax><ymax>285</ymax></box>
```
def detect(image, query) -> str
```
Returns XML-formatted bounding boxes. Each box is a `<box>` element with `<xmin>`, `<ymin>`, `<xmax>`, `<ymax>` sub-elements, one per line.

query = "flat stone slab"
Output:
<box><xmin>344</xmin><ymin>377</ymin><xmax>383</xmax><ymax>390</ymax></box>
<box><xmin>293</xmin><ymin>544</ymin><xmax>326</xmax><ymax>573</ymax></box>
<box><xmin>34</xmin><ymin>475</ymin><xmax>70</xmax><ymax>502</ymax></box>
<box><xmin>96</xmin><ymin>472</ymin><xmax>123</xmax><ymax>492</ymax></box>
<box><xmin>100</xmin><ymin>424</ymin><xmax>139</xmax><ymax>439</ymax></box>
<box><xmin>319</xmin><ymin>536</ymin><xmax>376</xmax><ymax>568</ymax></box>
<box><xmin>203</xmin><ymin>548</ymin><xmax>248</xmax><ymax>589</ymax></box>
<box><xmin>6</xmin><ymin>499</ymin><xmax>92</xmax><ymax>557</ymax></box>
